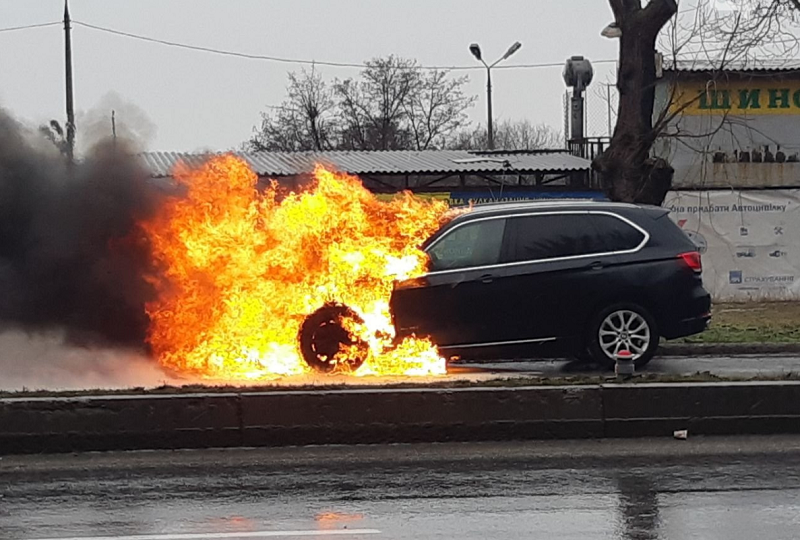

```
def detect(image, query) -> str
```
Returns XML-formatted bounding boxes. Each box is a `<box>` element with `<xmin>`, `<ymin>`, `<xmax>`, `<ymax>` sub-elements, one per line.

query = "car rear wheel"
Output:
<box><xmin>586</xmin><ymin>303</ymin><xmax>658</xmax><ymax>369</ymax></box>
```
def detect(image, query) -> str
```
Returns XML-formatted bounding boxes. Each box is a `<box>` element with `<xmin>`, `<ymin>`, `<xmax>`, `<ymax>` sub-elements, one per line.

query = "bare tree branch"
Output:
<box><xmin>449</xmin><ymin>120</ymin><xmax>562</xmax><ymax>151</ymax></box>
<box><xmin>639</xmin><ymin>0</ymin><xmax>678</xmax><ymax>36</ymax></box>
<box><xmin>247</xmin><ymin>57</ymin><xmax>474</xmax><ymax>152</ymax></box>
<box><xmin>596</xmin><ymin>0</ymin><xmax>800</xmax><ymax>204</ymax></box>
<box><xmin>247</xmin><ymin>68</ymin><xmax>336</xmax><ymax>152</ymax></box>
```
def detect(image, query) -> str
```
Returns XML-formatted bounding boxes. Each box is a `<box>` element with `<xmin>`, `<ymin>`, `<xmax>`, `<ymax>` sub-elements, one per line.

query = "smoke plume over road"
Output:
<box><xmin>0</xmin><ymin>107</ymin><xmax>157</xmax><ymax>352</ymax></box>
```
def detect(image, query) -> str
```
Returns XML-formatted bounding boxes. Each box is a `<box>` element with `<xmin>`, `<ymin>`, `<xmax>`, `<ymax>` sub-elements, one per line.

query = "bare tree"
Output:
<box><xmin>652</xmin><ymin>1</ymin><xmax>798</xmax><ymax>140</ymax></box>
<box><xmin>248</xmin><ymin>67</ymin><xmax>337</xmax><ymax>152</ymax></box>
<box><xmin>593</xmin><ymin>0</ymin><xmax>680</xmax><ymax>205</ymax></box>
<box><xmin>334</xmin><ymin>56</ymin><xmax>420</xmax><ymax>150</ymax></box>
<box><xmin>403</xmin><ymin>70</ymin><xmax>476</xmax><ymax>150</ymax></box>
<box><xmin>450</xmin><ymin>120</ymin><xmax>563</xmax><ymax>150</ymax></box>
<box><xmin>249</xmin><ymin>56</ymin><xmax>474</xmax><ymax>152</ymax></box>
<box><xmin>648</xmin><ymin>1</ymin><xmax>800</xmax><ymax>191</ymax></box>
<box><xmin>595</xmin><ymin>0</ymin><xmax>800</xmax><ymax>204</ymax></box>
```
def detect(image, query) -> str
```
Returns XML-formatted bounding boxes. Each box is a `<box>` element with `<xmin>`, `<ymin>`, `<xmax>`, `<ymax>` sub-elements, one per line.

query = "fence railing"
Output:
<box><xmin>568</xmin><ymin>137</ymin><xmax>611</xmax><ymax>161</ymax></box>
<box><xmin>569</xmin><ymin>137</ymin><xmax>611</xmax><ymax>190</ymax></box>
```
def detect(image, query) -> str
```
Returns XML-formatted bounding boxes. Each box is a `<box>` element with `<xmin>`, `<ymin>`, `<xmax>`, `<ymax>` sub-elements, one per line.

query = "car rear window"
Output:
<box><xmin>591</xmin><ymin>214</ymin><xmax>645</xmax><ymax>251</ymax></box>
<box><xmin>501</xmin><ymin>212</ymin><xmax>644</xmax><ymax>262</ymax></box>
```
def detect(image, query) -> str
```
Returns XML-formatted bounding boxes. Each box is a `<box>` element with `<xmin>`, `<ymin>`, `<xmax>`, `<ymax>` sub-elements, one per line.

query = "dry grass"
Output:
<box><xmin>683</xmin><ymin>302</ymin><xmax>800</xmax><ymax>343</ymax></box>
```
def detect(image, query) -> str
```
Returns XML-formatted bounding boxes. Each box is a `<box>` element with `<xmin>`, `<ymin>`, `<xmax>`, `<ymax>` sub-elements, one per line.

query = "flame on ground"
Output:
<box><xmin>141</xmin><ymin>155</ymin><xmax>451</xmax><ymax>380</ymax></box>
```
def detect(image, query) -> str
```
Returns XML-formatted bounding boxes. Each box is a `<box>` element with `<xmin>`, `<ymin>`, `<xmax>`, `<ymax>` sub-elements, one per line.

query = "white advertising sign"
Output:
<box><xmin>664</xmin><ymin>190</ymin><xmax>800</xmax><ymax>301</ymax></box>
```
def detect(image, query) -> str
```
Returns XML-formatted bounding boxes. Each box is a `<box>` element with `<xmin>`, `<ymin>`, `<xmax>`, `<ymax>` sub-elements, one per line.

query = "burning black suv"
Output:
<box><xmin>299</xmin><ymin>200</ymin><xmax>711</xmax><ymax>371</ymax></box>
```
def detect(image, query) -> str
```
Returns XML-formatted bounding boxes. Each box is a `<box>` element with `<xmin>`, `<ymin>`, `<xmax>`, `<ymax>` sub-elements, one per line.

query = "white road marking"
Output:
<box><xmin>27</xmin><ymin>530</ymin><xmax>381</xmax><ymax>540</ymax></box>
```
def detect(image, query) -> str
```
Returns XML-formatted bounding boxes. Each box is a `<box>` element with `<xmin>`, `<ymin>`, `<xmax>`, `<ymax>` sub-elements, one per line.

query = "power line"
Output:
<box><xmin>496</xmin><ymin>60</ymin><xmax>617</xmax><ymax>70</ymax></box>
<box><xmin>72</xmin><ymin>20</ymin><xmax>617</xmax><ymax>71</ymax></box>
<box><xmin>6</xmin><ymin>17</ymin><xmax>798</xmax><ymax>74</ymax></box>
<box><xmin>72</xmin><ymin>20</ymin><xmax>372</xmax><ymax>69</ymax></box>
<box><xmin>0</xmin><ymin>21</ymin><xmax>61</xmax><ymax>33</ymax></box>
<box><xmin>14</xmin><ymin>17</ymin><xmax>747</xmax><ymax>73</ymax></box>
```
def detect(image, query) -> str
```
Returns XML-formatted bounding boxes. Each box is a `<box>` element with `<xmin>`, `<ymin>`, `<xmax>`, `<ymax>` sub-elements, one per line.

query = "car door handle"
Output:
<box><xmin>589</xmin><ymin>261</ymin><xmax>604</xmax><ymax>270</ymax></box>
<box><xmin>480</xmin><ymin>274</ymin><xmax>494</xmax><ymax>284</ymax></box>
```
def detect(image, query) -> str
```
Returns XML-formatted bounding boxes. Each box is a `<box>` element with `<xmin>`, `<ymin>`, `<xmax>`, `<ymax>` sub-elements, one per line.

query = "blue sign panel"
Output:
<box><xmin>448</xmin><ymin>191</ymin><xmax>606</xmax><ymax>206</ymax></box>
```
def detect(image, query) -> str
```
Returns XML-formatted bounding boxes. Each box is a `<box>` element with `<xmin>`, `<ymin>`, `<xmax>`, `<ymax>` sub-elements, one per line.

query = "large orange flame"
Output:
<box><xmin>141</xmin><ymin>155</ymin><xmax>451</xmax><ymax>380</ymax></box>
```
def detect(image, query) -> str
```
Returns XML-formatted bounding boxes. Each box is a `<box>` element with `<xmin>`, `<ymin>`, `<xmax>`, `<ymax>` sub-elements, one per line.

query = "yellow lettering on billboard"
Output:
<box><xmin>375</xmin><ymin>192</ymin><xmax>451</xmax><ymax>202</ymax></box>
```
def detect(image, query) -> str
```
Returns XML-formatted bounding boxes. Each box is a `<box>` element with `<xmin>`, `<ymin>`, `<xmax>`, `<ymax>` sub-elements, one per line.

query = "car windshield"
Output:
<box><xmin>419</xmin><ymin>207</ymin><xmax>473</xmax><ymax>251</ymax></box>
<box><xmin>427</xmin><ymin>218</ymin><xmax>506</xmax><ymax>271</ymax></box>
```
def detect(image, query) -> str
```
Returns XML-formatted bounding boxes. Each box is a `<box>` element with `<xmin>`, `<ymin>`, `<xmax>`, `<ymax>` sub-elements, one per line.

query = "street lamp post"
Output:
<box><xmin>469</xmin><ymin>41</ymin><xmax>521</xmax><ymax>151</ymax></box>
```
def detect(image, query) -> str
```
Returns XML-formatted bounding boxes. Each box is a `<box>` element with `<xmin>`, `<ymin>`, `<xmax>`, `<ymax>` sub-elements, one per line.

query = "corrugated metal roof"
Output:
<box><xmin>663</xmin><ymin>58</ymin><xmax>800</xmax><ymax>74</ymax></box>
<box><xmin>140</xmin><ymin>150</ymin><xmax>591</xmax><ymax>178</ymax></box>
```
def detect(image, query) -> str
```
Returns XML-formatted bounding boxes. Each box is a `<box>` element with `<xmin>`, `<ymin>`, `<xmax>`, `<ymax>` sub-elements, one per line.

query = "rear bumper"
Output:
<box><xmin>671</xmin><ymin>313</ymin><xmax>712</xmax><ymax>339</ymax></box>
<box><xmin>661</xmin><ymin>286</ymin><xmax>711</xmax><ymax>339</ymax></box>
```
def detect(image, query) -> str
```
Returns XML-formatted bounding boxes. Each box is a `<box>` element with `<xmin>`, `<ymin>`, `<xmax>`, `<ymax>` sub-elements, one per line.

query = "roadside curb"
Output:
<box><xmin>2</xmin><ymin>381</ymin><xmax>800</xmax><ymax>454</ymax></box>
<box><xmin>658</xmin><ymin>342</ymin><xmax>800</xmax><ymax>357</ymax></box>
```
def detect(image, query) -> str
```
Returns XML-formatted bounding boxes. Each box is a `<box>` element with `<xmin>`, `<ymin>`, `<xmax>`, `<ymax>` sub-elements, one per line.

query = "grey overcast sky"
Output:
<box><xmin>0</xmin><ymin>0</ymin><xmax>621</xmax><ymax>152</ymax></box>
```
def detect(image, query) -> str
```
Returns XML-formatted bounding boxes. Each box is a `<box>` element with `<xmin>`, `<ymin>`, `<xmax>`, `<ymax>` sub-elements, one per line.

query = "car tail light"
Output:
<box><xmin>679</xmin><ymin>251</ymin><xmax>702</xmax><ymax>273</ymax></box>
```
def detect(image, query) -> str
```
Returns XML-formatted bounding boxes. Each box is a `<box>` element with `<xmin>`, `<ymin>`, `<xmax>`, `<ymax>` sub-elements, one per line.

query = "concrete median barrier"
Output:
<box><xmin>240</xmin><ymin>386</ymin><xmax>604</xmax><ymax>446</ymax></box>
<box><xmin>1</xmin><ymin>382</ymin><xmax>799</xmax><ymax>454</ymax></box>
<box><xmin>0</xmin><ymin>393</ymin><xmax>241</xmax><ymax>454</ymax></box>
<box><xmin>602</xmin><ymin>381</ymin><xmax>800</xmax><ymax>437</ymax></box>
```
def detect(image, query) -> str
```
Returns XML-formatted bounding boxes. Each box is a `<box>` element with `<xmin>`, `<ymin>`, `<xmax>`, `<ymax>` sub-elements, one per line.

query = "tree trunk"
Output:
<box><xmin>593</xmin><ymin>0</ymin><xmax>677</xmax><ymax>205</ymax></box>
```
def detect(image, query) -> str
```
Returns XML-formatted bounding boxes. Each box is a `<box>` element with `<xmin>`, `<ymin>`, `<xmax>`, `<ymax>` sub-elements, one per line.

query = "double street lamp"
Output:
<box><xmin>469</xmin><ymin>41</ymin><xmax>522</xmax><ymax>150</ymax></box>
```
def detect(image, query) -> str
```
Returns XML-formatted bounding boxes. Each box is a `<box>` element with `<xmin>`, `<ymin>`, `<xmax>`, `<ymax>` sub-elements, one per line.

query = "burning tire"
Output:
<box><xmin>298</xmin><ymin>303</ymin><xmax>369</xmax><ymax>373</ymax></box>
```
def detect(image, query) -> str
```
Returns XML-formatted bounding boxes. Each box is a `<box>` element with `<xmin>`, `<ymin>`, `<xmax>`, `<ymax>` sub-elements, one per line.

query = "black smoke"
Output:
<box><xmin>0</xmin><ymin>108</ymin><xmax>159</xmax><ymax>348</ymax></box>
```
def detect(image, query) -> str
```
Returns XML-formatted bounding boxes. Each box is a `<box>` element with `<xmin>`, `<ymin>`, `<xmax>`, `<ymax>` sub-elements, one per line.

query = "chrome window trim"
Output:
<box><xmin>424</xmin><ymin>210</ymin><xmax>650</xmax><ymax>277</ymax></box>
<box><xmin>439</xmin><ymin>336</ymin><xmax>557</xmax><ymax>350</ymax></box>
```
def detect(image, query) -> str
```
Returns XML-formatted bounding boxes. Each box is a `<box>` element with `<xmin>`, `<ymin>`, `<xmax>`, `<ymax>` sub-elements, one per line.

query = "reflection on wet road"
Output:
<box><xmin>2</xmin><ymin>436</ymin><xmax>800</xmax><ymax>539</ymax></box>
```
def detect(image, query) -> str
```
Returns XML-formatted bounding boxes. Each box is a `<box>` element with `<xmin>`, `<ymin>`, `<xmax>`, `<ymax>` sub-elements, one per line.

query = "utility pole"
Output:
<box><xmin>485</xmin><ymin>67</ymin><xmax>493</xmax><ymax>150</ymax></box>
<box><xmin>112</xmin><ymin>110</ymin><xmax>117</xmax><ymax>148</ymax></box>
<box><xmin>64</xmin><ymin>0</ymin><xmax>75</xmax><ymax>162</ymax></box>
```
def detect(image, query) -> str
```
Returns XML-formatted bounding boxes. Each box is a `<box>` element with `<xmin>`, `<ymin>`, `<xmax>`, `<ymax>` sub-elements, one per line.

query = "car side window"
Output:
<box><xmin>502</xmin><ymin>214</ymin><xmax>610</xmax><ymax>262</ymax></box>
<box><xmin>590</xmin><ymin>214</ymin><xmax>645</xmax><ymax>251</ymax></box>
<box><xmin>428</xmin><ymin>219</ymin><xmax>506</xmax><ymax>271</ymax></box>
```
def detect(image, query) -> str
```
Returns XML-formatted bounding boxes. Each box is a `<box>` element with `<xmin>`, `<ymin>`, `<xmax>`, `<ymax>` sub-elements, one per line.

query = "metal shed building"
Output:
<box><xmin>140</xmin><ymin>149</ymin><xmax>600</xmax><ymax>205</ymax></box>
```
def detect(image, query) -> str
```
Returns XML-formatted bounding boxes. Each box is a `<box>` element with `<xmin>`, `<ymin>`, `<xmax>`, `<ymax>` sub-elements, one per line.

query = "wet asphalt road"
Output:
<box><xmin>2</xmin><ymin>436</ymin><xmax>800</xmax><ymax>540</ymax></box>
